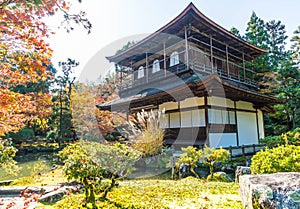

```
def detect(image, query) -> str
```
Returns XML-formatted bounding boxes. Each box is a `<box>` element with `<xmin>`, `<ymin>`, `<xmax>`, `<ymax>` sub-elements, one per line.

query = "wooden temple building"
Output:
<box><xmin>97</xmin><ymin>3</ymin><xmax>277</xmax><ymax>149</ymax></box>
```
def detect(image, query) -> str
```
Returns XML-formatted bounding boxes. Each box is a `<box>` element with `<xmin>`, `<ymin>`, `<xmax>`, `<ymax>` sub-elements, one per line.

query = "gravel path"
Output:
<box><xmin>0</xmin><ymin>194</ymin><xmax>39</xmax><ymax>209</ymax></box>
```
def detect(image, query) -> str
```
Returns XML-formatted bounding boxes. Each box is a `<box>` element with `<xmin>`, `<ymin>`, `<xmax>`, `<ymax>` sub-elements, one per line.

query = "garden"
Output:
<box><xmin>1</xmin><ymin>1</ymin><xmax>300</xmax><ymax>209</ymax></box>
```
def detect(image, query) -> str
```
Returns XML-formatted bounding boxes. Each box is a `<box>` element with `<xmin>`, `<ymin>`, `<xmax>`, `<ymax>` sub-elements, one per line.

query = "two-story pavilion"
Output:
<box><xmin>97</xmin><ymin>3</ymin><xmax>277</xmax><ymax>149</ymax></box>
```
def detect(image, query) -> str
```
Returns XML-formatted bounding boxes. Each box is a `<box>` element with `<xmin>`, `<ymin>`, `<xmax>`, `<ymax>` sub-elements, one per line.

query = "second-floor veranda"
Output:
<box><xmin>117</xmin><ymin>35</ymin><xmax>260</xmax><ymax>97</ymax></box>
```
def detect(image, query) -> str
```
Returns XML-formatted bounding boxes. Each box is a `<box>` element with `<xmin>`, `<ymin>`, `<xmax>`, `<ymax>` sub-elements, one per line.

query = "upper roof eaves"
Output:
<box><xmin>106</xmin><ymin>2</ymin><xmax>268</xmax><ymax>64</ymax></box>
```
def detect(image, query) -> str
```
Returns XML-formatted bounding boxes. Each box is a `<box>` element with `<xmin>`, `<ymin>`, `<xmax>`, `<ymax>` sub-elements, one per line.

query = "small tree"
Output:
<box><xmin>59</xmin><ymin>140</ymin><xmax>139</xmax><ymax>206</ymax></box>
<box><xmin>87</xmin><ymin>142</ymin><xmax>139</xmax><ymax>199</ymax></box>
<box><xmin>58</xmin><ymin>140</ymin><xmax>104</xmax><ymax>206</ymax></box>
<box><xmin>199</xmin><ymin>146</ymin><xmax>230</xmax><ymax>179</ymax></box>
<box><xmin>176</xmin><ymin>146</ymin><xmax>202</xmax><ymax>177</ymax></box>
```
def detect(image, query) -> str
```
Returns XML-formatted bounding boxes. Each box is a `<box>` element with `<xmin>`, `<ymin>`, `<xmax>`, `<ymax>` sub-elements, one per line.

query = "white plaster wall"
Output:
<box><xmin>180</xmin><ymin>97</ymin><xmax>204</xmax><ymax>108</ymax></box>
<box><xmin>159</xmin><ymin>102</ymin><xmax>178</xmax><ymax>111</ymax></box>
<box><xmin>236</xmin><ymin>101</ymin><xmax>255</xmax><ymax>111</ymax></box>
<box><xmin>207</xmin><ymin>96</ymin><xmax>234</xmax><ymax>108</ymax></box>
<box><xmin>237</xmin><ymin>111</ymin><xmax>258</xmax><ymax>145</ymax></box>
<box><xmin>257</xmin><ymin>110</ymin><xmax>265</xmax><ymax>139</ymax></box>
<box><xmin>209</xmin><ymin>133</ymin><xmax>237</xmax><ymax>148</ymax></box>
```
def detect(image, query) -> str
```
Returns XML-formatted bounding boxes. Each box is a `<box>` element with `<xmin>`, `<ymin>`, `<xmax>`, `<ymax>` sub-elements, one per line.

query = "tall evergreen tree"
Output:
<box><xmin>265</xmin><ymin>20</ymin><xmax>288</xmax><ymax>70</ymax></box>
<box><xmin>244</xmin><ymin>12</ymin><xmax>289</xmax><ymax>95</ymax></box>
<box><xmin>291</xmin><ymin>26</ymin><xmax>300</xmax><ymax>61</ymax></box>
<box><xmin>48</xmin><ymin>59</ymin><xmax>78</xmax><ymax>144</ymax></box>
<box><xmin>242</xmin><ymin>12</ymin><xmax>299</xmax><ymax>135</ymax></box>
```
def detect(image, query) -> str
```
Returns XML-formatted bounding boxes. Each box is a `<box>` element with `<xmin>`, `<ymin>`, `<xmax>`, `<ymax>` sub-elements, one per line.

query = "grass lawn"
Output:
<box><xmin>37</xmin><ymin>176</ymin><xmax>243</xmax><ymax>209</ymax></box>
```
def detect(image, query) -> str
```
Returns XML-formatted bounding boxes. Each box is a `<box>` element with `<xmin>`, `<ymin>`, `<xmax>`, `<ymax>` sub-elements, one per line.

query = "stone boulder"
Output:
<box><xmin>239</xmin><ymin>172</ymin><xmax>300</xmax><ymax>209</ymax></box>
<box><xmin>235</xmin><ymin>166</ymin><xmax>251</xmax><ymax>183</ymax></box>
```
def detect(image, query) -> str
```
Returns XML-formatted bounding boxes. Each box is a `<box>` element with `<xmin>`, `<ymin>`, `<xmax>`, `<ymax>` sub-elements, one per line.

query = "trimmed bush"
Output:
<box><xmin>250</xmin><ymin>144</ymin><xmax>300</xmax><ymax>174</ymax></box>
<box><xmin>259</xmin><ymin>128</ymin><xmax>300</xmax><ymax>147</ymax></box>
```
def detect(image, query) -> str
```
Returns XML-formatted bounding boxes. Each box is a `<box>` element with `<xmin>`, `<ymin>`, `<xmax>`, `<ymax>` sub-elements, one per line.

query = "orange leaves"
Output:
<box><xmin>0</xmin><ymin>0</ymin><xmax>74</xmax><ymax>136</ymax></box>
<box><xmin>0</xmin><ymin>89</ymin><xmax>33</xmax><ymax>136</ymax></box>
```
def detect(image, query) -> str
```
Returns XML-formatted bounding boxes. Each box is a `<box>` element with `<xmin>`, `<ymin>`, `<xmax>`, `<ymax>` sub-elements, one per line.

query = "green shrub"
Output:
<box><xmin>176</xmin><ymin>146</ymin><xmax>202</xmax><ymax>177</ymax></box>
<box><xmin>199</xmin><ymin>146</ymin><xmax>230</xmax><ymax>179</ymax></box>
<box><xmin>8</xmin><ymin>128</ymin><xmax>35</xmax><ymax>144</ymax></box>
<box><xmin>0</xmin><ymin>139</ymin><xmax>18</xmax><ymax>174</ymax></box>
<box><xmin>260</xmin><ymin>128</ymin><xmax>300</xmax><ymax>147</ymax></box>
<box><xmin>58</xmin><ymin>140</ymin><xmax>139</xmax><ymax>207</ymax></box>
<box><xmin>250</xmin><ymin>145</ymin><xmax>300</xmax><ymax>174</ymax></box>
<box><xmin>283</xmin><ymin>127</ymin><xmax>300</xmax><ymax>146</ymax></box>
<box><xmin>176</xmin><ymin>146</ymin><xmax>230</xmax><ymax>180</ymax></box>
<box><xmin>259</xmin><ymin>135</ymin><xmax>284</xmax><ymax>147</ymax></box>
<box><xmin>58</xmin><ymin>140</ymin><xmax>105</xmax><ymax>206</ymax></box>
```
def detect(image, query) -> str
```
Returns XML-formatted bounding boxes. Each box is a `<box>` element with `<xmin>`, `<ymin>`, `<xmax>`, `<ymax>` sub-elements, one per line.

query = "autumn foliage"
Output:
<box><xmin>0</xmin><ymin>1</ymin><xmax>73</xmax><ymax>136</ymax></box>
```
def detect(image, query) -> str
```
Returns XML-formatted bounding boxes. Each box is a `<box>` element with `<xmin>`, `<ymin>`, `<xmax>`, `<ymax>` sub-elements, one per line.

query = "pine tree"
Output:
<box><xmin>48</xmin><ymin>59</ymin><xmax>78</xmax><ymax>144</ymax></box>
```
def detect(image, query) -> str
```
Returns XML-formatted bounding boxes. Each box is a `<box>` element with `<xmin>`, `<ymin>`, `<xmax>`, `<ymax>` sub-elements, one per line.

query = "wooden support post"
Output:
<box><xmin>226</xmin><ymin>44</ymin><xmax>229</xmax><ymax>78</ymax></box>
<box><xmin>210</xmin><ymin>35</ymin><xmax>214</xmax><ymax>73</ymax></box>
<box><xmin>234</xmin><ymin>101</ymin><xmax>239</xmax><ymax>146</ymax></box>
<box><xmin>255</xmin><ymin>108</ymin><xmax>260</xmax><ymax>142</ymax></box>
<box><xmin>130</xmin><ymin>61</ymin><xmax>133</xmax><ymax>86</ymax></box>
<box><xmin>185</xmin><ymin>26</ymin><xmax>189</xmax><ymax>70</ymax></box>
<box><xmin>163</xmin><ymin>42</ymin><xmax>167</xmax><ymax>77</ymax></box>
<box><xmin>242</xmin><ymin>53</ymin><xmax>246</xmax><ymax>82</ymax></box>
<box><xmin>146</xmin><ymin>52</ymin><xmax>149</xmax><ymax>83</ymax></box>
<box><xmin>120</xmin><ymin>69</ymin><xmax>123</xmax><ymax>91</ymax></box>
<box><xmin>204</xmin><ymin>96</ymin><xmax>209</xmax><ymax>147</ymax></box>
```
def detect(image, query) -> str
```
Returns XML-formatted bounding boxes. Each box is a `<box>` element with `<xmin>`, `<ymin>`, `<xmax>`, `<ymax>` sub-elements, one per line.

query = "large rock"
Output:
<box><xmin>235</xmin><ymin>166</ymin><xmax>251</xmax><ymax>183</ymax></box>
<box><xmin>239</xmin><ymin>172</ymin><xmax>300</xmax><ymax>209</ymax></box>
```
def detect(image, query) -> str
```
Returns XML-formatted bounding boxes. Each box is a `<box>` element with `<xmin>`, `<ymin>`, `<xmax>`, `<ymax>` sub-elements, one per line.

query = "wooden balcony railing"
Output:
<box><xmin>119</xmin><ymin>45</ymin><xmax>258</xmax><ymax>93</ymax></box>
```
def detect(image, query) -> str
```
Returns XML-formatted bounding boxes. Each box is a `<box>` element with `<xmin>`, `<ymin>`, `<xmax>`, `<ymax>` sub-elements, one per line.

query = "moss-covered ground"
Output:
<box><xmin>37</xmin><ymin>176</ymin><xmax>243</xmax><ymax>209</ymax></box>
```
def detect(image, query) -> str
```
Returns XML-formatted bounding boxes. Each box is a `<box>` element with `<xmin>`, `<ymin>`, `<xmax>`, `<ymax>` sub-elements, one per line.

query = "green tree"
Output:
<box><xmin>245</xmin><ymin>12</ymin><xmax>270</xmax><ymax>72</ymax></box>
<box><xmin>58</xmin><ymin>140</ymin><xmax>105</xmax><ymax>206</ymax></box>
<box><xmin>265</xmin><ymin>20</ymin><xmax>288</xmax><ymax>70</ymax></box>
<box><xmin>176</xmin><ymin>146</ymin><xmax>202</xmax><ymax>177</ymax></box>
<box><xmin>230</xmin><ymin>27</ymin><xmax>242</xmax><ymax>38</ymax></box>
<box><xmin>48</xmin><ymin>59</ymin><xmax>78</xmax><ymax>144</ymax></box>
<box><xmin>59</xmin><ymin>140</ymin><xmax>139</xmax><ymax>206</ymax></box>
<box><xmin>291</xmin><ymin>26</ymin><xmax>300</xmax><ymax>60</ymax></box>
<box><xmin>275</xmin><ymin>53</ymin><xmax>300</xmax><ymax>130</ymax></box>
<box><xmin>199</xmin><ymin>146</ymin><xmax>230</xmax><ymax>179</ymax></box>
<box><xmin>242</xmin><ymin>12</ymin><xmax>298</xmax><ymax>134</ymax></box>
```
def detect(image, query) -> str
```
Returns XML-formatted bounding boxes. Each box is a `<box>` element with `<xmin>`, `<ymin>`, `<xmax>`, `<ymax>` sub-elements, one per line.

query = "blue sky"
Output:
<box><xmin>45</xmin><ymin>0</ymin><xmax>300</xmax><ymax>81</ymax></box>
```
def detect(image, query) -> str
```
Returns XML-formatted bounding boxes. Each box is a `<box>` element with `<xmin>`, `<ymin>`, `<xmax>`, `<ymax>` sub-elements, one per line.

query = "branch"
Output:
<box><xmin>56</xmin><ymin>3</ymin><xmax>92</xmax><ymax>34</ymax></box>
